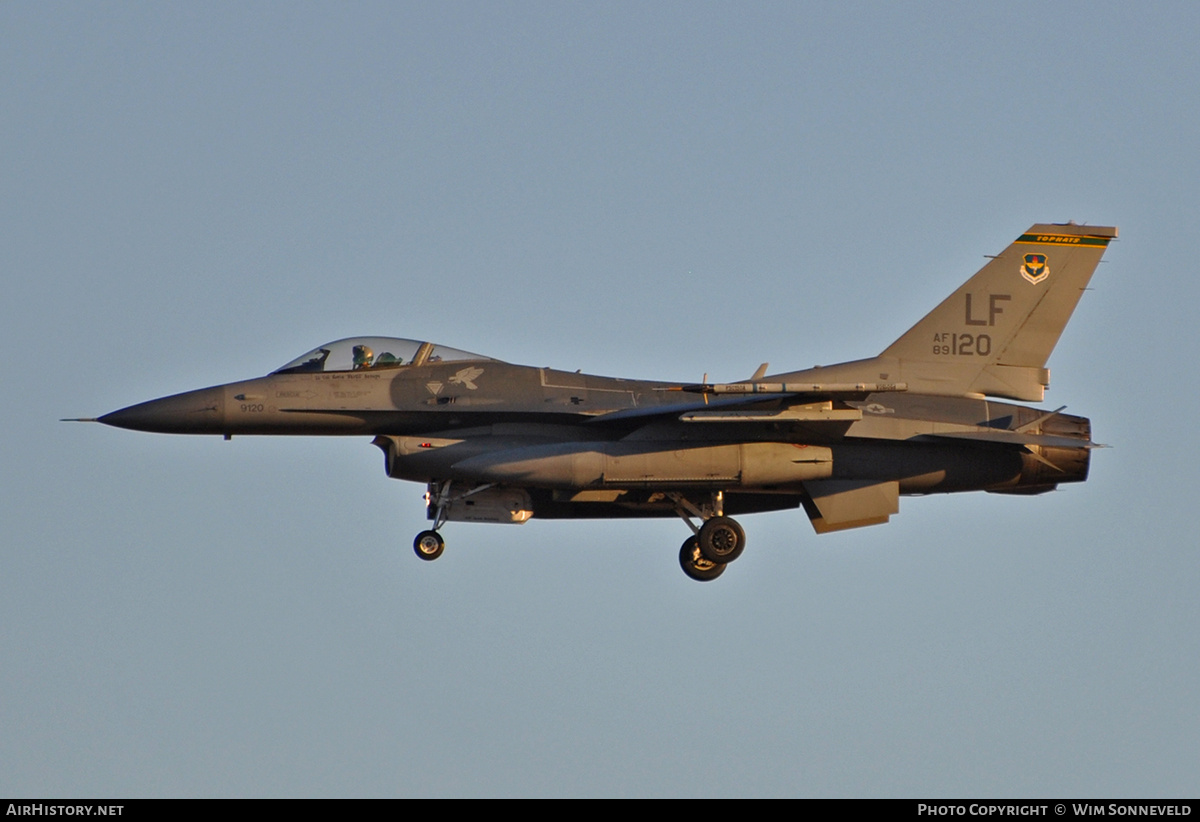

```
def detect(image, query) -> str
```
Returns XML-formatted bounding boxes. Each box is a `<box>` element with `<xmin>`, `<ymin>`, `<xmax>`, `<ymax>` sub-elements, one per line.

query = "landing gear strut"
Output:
<box><xmin>669</xmin><ymin>491</ymin><xmax>746</xmax><ymax>582</ymax></box>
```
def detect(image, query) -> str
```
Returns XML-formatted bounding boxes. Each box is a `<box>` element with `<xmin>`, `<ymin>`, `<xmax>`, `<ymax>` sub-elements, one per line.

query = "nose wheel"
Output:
<box><xmin>412</xmin><ymin>480</ymin><xmax>453</xmax><ymax>561</ymax></box>
<box><xmin>413</xmin><ymin>530</ymin><xmax>445</xmax><ymax>561</ymax></box>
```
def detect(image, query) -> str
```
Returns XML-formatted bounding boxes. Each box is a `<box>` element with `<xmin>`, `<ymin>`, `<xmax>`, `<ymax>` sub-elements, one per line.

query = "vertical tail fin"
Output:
<box><xmin>775</xmin><ymin>223</ymin><xmax>1117</xmax><ymax>401</ymax></box>
<box><xmin>879</xmin><ymin>223</ymin><xmax>1116</xmax><ymax>400</ymax></box>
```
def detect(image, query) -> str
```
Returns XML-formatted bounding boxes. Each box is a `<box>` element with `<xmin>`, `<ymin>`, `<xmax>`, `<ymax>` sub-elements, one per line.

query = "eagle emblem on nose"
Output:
<box><xmin>449</xmin><ymin>366</ymin><xmax>485</xmax><ymax>390</ymax></box>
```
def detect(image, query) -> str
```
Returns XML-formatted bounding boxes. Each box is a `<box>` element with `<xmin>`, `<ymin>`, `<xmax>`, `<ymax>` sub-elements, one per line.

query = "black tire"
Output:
<box><xmin>679</xmin><ymin>536</ymin><xmax>725</xmax><ymax>582</ymax></box>
<box><xmin>698</xmin><ymin>516</ymin><xmax>745</xmax><ymax>564</ymax></box>
<box><xmin>413</xmin><ymin>530</ymin><xmax>445</xmax><ymax>561</ymax></box>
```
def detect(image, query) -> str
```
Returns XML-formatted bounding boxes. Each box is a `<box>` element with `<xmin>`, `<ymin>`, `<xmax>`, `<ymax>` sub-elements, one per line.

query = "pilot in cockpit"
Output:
<box><xmin>352</xmin><ymin>345</ymin><xmax>374</xmax><ymax>370</ymax></box>
<box><xmin>353</xmin><ymin>344</ymin><xmax>405</xmax><ymax>370</ymax></box>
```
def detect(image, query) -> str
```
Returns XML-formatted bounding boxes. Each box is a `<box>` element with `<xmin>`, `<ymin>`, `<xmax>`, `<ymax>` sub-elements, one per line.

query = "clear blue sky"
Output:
<box><xmin>3</xmin><ymin>1</ymin><xmax>1197</xmax><ymax>797</ymax></box>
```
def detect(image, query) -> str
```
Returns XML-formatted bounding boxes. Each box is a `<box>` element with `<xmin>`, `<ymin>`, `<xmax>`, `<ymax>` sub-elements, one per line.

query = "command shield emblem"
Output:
<box><xmin>1021</xmin><ymin>253</ymin><xmax>1049</xmax><ymax>284</ymax></box>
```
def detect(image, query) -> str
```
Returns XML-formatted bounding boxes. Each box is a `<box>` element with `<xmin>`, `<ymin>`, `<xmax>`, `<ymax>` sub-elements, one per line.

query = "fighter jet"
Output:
<box><xmin>82</xmin><ymin>222</ymin><xmax>1116</xmax><ymax>581</ymax></box>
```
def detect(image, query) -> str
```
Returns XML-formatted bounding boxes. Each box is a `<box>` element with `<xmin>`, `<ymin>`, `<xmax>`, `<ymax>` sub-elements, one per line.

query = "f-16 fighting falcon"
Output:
<box><xmin>77</xmin><ymin>222</ymin><xmax>1116</xmax><ymax>581</ymax></box>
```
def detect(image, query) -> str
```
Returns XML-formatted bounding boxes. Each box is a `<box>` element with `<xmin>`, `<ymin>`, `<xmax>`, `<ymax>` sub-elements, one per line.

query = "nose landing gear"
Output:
<box><xmin>412</xmin><ymin>480</ymin><xmax>453</xmax><ymax>561</ymax></box>
<box><xmin>413</xmin><ymin>530</ymin><xmax>445</xmax><ymax>560</ymax></box>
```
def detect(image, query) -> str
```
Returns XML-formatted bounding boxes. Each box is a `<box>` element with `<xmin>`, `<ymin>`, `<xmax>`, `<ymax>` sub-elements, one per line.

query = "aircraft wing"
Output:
<box><xmin>679</xmin><ymin>401</ymin><xmax>862</xmax><ymax>423</ymax></box>
<box><xmin>584</xmin><ymin>394</ymin><xmax>788</xmax><ymax>424</ymax></box>
<box><xmin>588</xmin><ymin>382</ymin><xmax>906</xmax><ymax>425</ymax></box>
<box><xmin>920</xmin><ymin>430</ymin><xmax>1100</xmax><ymax>449</ymax></box>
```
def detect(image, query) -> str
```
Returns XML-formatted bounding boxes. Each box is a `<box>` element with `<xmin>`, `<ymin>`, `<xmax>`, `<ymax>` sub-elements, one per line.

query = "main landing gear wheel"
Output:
<box><xmin>698</xmin><ymin>516</ymin><xmax>745</xmax><ymax>565</ymax></box>
<box><xmin>413</xmin><ymin>530</ymin><xmax>445</xmax><ymax>561</ymax></box>
<box><xmin>679</xmin><ymin>536</ymin><xmax>725</xmax><ymax>582</ymax></box>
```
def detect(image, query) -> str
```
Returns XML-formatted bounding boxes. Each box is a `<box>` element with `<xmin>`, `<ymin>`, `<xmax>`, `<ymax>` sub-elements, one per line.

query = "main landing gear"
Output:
<box><xmin>670</xmin><ymin>492</ymin><xmax>746</xmax><ymax>582</ymax></box>
<box><xmin>679</xmin><ymin>536</ymin><xmax>724</xmax><ymax>582</ymax></box>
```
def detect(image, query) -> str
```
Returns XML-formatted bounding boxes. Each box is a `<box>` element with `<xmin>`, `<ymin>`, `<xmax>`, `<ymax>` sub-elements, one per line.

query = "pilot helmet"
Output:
<box><xmin>352</xmin><ymin>344</ymin><xmax>374</xmax><ymax>369</ymax></box>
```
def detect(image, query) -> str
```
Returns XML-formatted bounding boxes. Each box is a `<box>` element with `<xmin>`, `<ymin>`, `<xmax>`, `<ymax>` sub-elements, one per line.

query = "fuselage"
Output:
<box><xmin>99</xmin><ymin>352</ymin><xmax>1090</xmax><ymax>504</ymax></box>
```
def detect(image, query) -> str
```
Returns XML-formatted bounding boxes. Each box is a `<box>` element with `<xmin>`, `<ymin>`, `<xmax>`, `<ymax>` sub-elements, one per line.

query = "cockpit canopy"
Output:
<box><xmin>273</xmin><ymin>337</ymin><xmax>495</xmax><ymax>375</ymax></box>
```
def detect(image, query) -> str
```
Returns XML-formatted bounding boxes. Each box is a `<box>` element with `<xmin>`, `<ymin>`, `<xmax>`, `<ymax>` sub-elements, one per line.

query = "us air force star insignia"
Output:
<box><xmin>448</xmin><ymin>366</ymin><xmax>485</xmax><ymax>390</ymax></box>
<box><xmin>1021</xmin><ymin>253</ymin><xmax>1050</xmax><ymax>284</ymax></box>
<box><xmin>425</xmin><ymin>381</ymin><xmax>443</xmax><ymax>396</ymax></box>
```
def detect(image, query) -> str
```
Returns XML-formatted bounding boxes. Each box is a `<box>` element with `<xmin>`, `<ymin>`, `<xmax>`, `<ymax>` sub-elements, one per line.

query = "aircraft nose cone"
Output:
<box><xmin>99</xmin><ymin>386</ymin><xmax>226</xmax><ymax>434</ymax></box>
